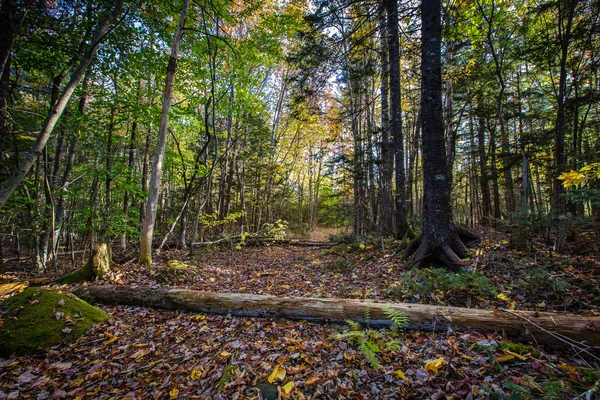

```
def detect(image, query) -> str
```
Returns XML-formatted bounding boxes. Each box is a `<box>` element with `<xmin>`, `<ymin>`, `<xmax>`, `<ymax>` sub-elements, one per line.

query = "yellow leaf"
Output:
<box><xmin>424</xmin><ymin>357</ymin><xmax>445</xmax><ymax>374</ymax></box>
<box><xmin>496</xmin><ymin>293</ymin><xmax>510</xmax><ymax>302</ymax></box>
<box><xmin>169</xmin><ymin>387</ymin><xmax>179</xmax><ymax>399</ymax></box>
<box><xmin>504</xmin><ymin>349</ymin><xmax>527</xmax><ymax>361</ymax></box>
<box><xmin>103</xmin><ymin>335</ymin><xmax>118</xmax><ymax>345</ymax></box>
<box><xmin>190</xmin><ymin>367</ymin><xmax>201</xmax><ymax>380</ymax></box>
<box><xmin>394</xmin><ymin>369</ymin><xmax>408</xmax><ymax>380</ymax></box>
<box><xmin>496</xmin><ymin>353</ymin><xmax>515</xmax><ymax>363</ymax></box>
<box><xmin>268</xmin><ymin>364</ymin><xmax>286</xmax><ymax>383</ymax></box>
<box><xmin>558</xmin><ymin>170</ymin><xmax>585</xmax><ymax>188</ymax></box>
<box><xmin>220</xmin><ymin>351</ymin><xmax>231</xmax><ymax>357</ymax></box>
<box><xmin>558</xmin><ymin>363</ymin><xmax>577</xmax><ymax>373</ymax></box>
<box><xmin>281</xmin><ymin>381</ymin><xmax>294</xmax><ymax>394</ymax></box>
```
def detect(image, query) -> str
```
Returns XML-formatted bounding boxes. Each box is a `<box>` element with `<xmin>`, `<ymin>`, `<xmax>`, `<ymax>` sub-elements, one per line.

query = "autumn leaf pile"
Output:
<box><xmin>1</xmin><ymin>231</ymin><xmax>600</xmax><ymax>398</ymax></box>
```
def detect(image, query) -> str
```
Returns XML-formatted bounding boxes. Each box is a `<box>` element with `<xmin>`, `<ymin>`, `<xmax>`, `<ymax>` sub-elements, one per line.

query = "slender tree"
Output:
<box><xmin>139</xmin><ymin>0</ymin><xmax>190</xmax><ymax>265</ymax></box>
<box><xmin>386</xmin><ymin>0</ymin><xmax>413</xmax><ymax>238</ymax></box>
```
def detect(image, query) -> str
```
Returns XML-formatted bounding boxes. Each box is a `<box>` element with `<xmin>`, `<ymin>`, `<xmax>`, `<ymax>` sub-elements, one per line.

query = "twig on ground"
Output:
<box><xmin>500</xmin><ymin>308</ymin><xmax>600</xmax><ymax>364</ymax></box>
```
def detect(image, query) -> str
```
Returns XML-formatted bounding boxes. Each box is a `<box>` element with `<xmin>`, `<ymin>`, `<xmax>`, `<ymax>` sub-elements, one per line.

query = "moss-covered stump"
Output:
<box><xmin>0</xmin><ymin>287</ymin><xmax>108</xmax><ymax>356</ymax></box>
<box><xmin>57</xmin><ymin>243</ymin><xmax>110</xmax><ymax>284</ymax></box>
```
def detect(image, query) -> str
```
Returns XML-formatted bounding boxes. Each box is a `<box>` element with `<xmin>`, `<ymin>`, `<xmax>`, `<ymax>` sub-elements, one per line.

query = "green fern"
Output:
<box><xmin>358</xmin><ymin>339</ymin><xmax>380</xmax><ymax>369</ymax></box>
<box><xmin>364</xmin><ymin>304</ymin><xmax>372</xmax><ymax>321</ymax></box>
<box><xmin>347</xmin><ymin>319</ymin><xmax>361</xmax><ymax>332</ymax></box>
<box><xmin>381</xmin><ymin>305</ymin><xmax>409</xmax><ymax>331</ymax></box>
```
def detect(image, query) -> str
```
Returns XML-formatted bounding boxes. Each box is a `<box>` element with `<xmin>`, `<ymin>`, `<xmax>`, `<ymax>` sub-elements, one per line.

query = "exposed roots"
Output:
<box><xmin>405</xmin><ymin>226</ymin><xmax>478</xmax><ymax>270</ymax></box>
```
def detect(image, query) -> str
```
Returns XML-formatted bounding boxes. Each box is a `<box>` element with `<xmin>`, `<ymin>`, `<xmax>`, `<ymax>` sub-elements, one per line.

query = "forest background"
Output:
<box><xmin>0</xmin><ymin>0</ymin><xmax>598</xmax><ymax>270</ymax></box>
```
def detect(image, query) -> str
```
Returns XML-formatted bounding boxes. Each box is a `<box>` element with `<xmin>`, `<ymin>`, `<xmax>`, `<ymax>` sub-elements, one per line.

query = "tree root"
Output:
<box><xmin>405</xmin><ymin>226</ymin><xmax>478</xmax><ymax>270</ymax></box>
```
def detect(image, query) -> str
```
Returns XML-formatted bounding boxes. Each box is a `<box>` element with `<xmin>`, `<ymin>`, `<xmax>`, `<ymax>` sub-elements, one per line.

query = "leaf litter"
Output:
<box><xmin>1</xmin><ymin>237</ymin><xmax>600</xmax><ymax>398</ymax></box>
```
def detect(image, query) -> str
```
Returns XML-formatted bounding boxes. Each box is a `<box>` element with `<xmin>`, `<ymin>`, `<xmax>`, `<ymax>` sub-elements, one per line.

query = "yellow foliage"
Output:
<box><xmin>268</xmin><ymin>364</ymin><xmax>286</xmax><ymax>383</ymax></box>
<box><xmin>394</xmin><ymin>369</ymin><xmax>408</xmax><ymax>380</ymax></box>
<box><xmin>558</xmin><ymin>170</ymin><xmax>585</xmax><ymax>188</ymax></box>
<box><xmin>496</xmin><ymin>293</ymin><xmax>510</xmax><ymax>302</ymax></box>
<box><xmin>424</xmin><ymin>357</ymin><xmax>445</xmax><ymax>374</ymax></box>
<box><xmin>281</xmin><ymin>381</ymin><xmax>294</xmax><ymax>394</ymax></box>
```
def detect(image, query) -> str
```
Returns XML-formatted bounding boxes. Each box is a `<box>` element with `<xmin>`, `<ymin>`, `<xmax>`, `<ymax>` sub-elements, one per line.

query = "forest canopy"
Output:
<box><xmin>0</xmin><ymin>0</ymin><xmax>598</xmax><ymax>267</ymax></box>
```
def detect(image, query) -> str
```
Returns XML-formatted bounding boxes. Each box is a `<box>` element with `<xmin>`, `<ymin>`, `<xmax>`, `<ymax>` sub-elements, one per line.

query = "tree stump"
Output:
<box><xmin>57</xmin><ymin>243</ymin><xmax>110</xmax><ymax>284</ymax></box>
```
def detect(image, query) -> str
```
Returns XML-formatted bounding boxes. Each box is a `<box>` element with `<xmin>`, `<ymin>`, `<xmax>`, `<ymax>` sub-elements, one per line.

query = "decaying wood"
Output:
<box><xmin>74</xmin><ymin>285</ymin><xmax>600</xmax><ymax>349</ymax></box>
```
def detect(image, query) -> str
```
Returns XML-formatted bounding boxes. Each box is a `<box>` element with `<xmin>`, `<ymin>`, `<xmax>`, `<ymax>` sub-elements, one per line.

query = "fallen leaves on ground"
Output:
<box><xmin>0</xmin><ymin>305</ymin><xmax>597</xmax><ymax>399</ymax></box>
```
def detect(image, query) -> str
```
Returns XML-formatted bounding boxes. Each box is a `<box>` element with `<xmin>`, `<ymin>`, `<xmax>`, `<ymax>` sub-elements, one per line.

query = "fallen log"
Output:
<box><xmin>74</xmin><ymin>285</ymin><xmax>600</xmax><ymax>349</ymax></box>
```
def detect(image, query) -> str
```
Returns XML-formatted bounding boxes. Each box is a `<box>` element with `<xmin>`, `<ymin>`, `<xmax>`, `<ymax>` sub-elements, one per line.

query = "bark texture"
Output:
<box><xmin>139</xmin><ymin>0</ymin><xmax>190</xmax><ymax>265</ymax></box>
<box><xmin>405</xmin><ymin>0</ymin><xmax>468</xmax><ymax>268</ymax></box>
<box><xmin>74</xmin><ymin>285</ymin><xmax>600</xmax><ymax>348</ymax></box>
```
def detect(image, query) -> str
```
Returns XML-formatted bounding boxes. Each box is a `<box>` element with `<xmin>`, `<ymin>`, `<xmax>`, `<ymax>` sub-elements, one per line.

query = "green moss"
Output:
<box><xmin>0</xmin><ymin>287</ymin><xmax>108</xmax><ymax>356</ymax></box>
<box><xmin>56</xmin><ymin>260</ymin><xmax>94</xmax><ymax>284</ymax></box>
<box><xmin>499</xmin><ymin>341</ymin><xmax>541</xmax><ymax>359</ymax></box>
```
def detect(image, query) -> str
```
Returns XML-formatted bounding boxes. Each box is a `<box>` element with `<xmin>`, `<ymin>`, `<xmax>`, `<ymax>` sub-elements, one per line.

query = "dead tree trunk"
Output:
<box><xmin>74</xmin><ymin>285</ymin><xmax>600</xmax><ymax>349</ymax></box>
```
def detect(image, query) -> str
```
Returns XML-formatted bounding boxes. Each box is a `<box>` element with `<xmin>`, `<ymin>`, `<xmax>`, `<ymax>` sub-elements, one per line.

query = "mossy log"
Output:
<box><xmin>57</xmin><ymin>243</ymin><xmax>110</xmax><ymax>284</ymax></box>
<box><xmin>74</xmin><ymin>285</ymin><xmax>600</xmax><ymax>349</ymax></box>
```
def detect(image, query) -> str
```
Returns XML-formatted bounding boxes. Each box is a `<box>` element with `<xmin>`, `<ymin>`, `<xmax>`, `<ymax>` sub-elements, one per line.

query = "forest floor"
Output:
<box><xmin>1</xmin><ymin>228</ymin><xmax>600</xmax><ymax>399</ymax></box>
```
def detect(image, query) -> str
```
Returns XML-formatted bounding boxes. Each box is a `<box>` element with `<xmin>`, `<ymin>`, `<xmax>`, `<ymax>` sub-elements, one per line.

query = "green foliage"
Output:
<box><xmin>200</xmin><ymin>211</ymin><xmax>246</xmax><ymax>229</ymax></box>
<box><xmin>263</xmin><ymin>219</ymin><xmax>288</xmax><ymax>241</ymax></box>
<box><xmin>507</xmin><ymin>212</ymin><xmax>554</xmax><ymax>251</ymax></box>
<box><xmin>499</xmin><ymin>341</ymin><xmax>541</xmax><ymax>359</ymax></box>
<box><xmin>216</xmin><ymin>364</ymin><xmax>238</xmax><ymax>392</ymax></box>
<box><xmin>389</xmin><ymin>268</ymin><xmax>495</xmax><ymax>305</ymax></box>
<box><xmin>0</xmin><ymin>288</ymin><xmax>108</xmax><ymax>356</ymax></box>
<box><xmin>334</xmin><ymin>308</ymin><xmax>407</xmax><ymax>370</ymax></box>
<box><xmin>380</xmin><ymin>306</ymin><xmax>409</xmax><ymax>332</ymax></box>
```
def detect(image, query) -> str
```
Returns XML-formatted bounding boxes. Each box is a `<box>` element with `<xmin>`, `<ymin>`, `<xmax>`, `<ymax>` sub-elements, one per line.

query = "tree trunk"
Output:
<box><xmin>387</xmin><ymin>0</ymin><xmax>411</xmax><ymax>239</ymax></box>
<box><xmin>0</xmin><ymin>0</ymin><xmax>124</xmax><ymax>209</ymax></box>
<box><xmin>0</xmin><ymin>0</ymin><xmax>16</xmax><ymax>84</ymax></box>
<box><xmin>140</xmin><ymin>0</ymin><xmax>190</xmax><ymax>265</ymax></box>
<box><xmin>378</xmin><ymin>3</ymin><xmax>394</xmax><ymax>236</ymax></box>
<box><xmin>75</xmin><ymin>285</ymin><xmax>600</xmax><ymax>348</ymax></box>
<box><xmin>553</xmin><ymin>0</ymin><xmax>576</xmax><ymax>252</ymax></box>
<box><xmin>477</xmin><ymin>114</ymin><xmax>492</xmax><ymax>221</ymax></box>
<box><xmin>405</xmin><ymin>0</ymin><xmax>470</xmax><ymax>269</ymax></box>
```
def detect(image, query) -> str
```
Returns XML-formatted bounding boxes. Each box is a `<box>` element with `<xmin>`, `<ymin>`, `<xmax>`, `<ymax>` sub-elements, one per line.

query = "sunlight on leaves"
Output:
<box><xmin>281</xmin><ymin>381</ymin><xmax>294</xmax><ymax>394</ymax></box>
<box><xmin>394</xmin><ymin>369</ymin><xmax>408</xmax><ymax>381</ymax></box>
<box><xmin>424</xmin><ymin>357</ymin><xmax>445</xmax><ymax>374</ymax></box>
<box><xmin>267</xmin><ymin>364</ymin><xmax>286</xmax><ymax>383</ymax></box>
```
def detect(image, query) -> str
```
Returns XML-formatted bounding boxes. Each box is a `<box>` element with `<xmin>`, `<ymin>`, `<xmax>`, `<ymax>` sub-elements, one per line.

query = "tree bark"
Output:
<box><xmin>140</xmin><ymin>0</ymin><xmax>190</xmax><ymax>265</ymax></box>
<box><xmin>405</xmin><ymin>0</ymin><xmax>469</xmax><ymax>269</ymax></box>
<box><xmin>0</xmin><ymin>0</ymin><xmax>124</xmax><ymax>209</ymax></box>
<box><xmin>378</xmin><ymin>3</ymin><xmax>394</xmax><ymax>236</ymax></box>
<box><xmin>386</xmin><ymin>0</ymin><xmax>411</xmax><ymax>239</ymax></box>
<box><xmin>75</xmin><ymin>285</ymin><xmax>600</xmax><ymax>348</ymax></box>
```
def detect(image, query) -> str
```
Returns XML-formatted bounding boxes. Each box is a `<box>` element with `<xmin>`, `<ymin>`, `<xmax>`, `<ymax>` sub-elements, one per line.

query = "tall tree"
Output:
<box><xmin>139</xmin><ymin>0</ymin><xmax>190</xmax><ymax>265</ymax></box>
<box><xmin>378</xmin><ymin>2</ymin><xmax>394</xmax><ymax>236</ymax></box>
<box><xmin>405</xmin><ymin>0</ymin><xmax>469</xmax><ymax>269</ymax></box>
<box><xmin>386</xmin><ymin>0</ymin><xmax>412</xmax><ymax>238</ymax></box>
